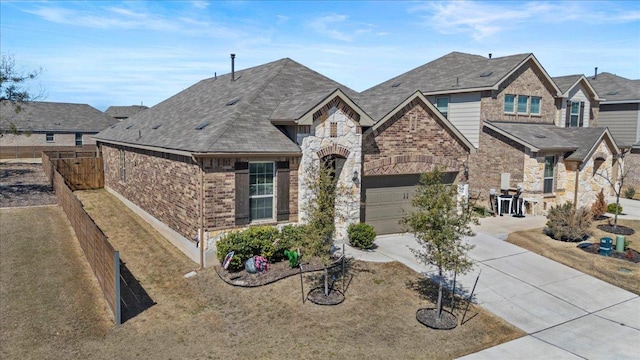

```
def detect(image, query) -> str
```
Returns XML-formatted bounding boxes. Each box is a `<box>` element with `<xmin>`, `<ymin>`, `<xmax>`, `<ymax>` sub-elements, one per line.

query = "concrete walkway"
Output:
<box><xmin>344</xmin><ymin>215</ymin><xmax>640</xmax><ymax>359</ymax></box>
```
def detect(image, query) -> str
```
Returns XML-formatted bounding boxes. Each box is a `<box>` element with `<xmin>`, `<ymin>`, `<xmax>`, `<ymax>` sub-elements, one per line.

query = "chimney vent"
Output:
<box><xmin>231</xmin><ymin>54</ymin><xmax>236</xmax><ymax>81</ymax></box>
<box><xmin>489</xmin><ymin>53</ymin><xmax>492</xmax><ymax>59</ymax></box>
<box><xmin>594</xmin><ymin>67</ymin><xmax>598</xmax><ymax>80</ymax></box>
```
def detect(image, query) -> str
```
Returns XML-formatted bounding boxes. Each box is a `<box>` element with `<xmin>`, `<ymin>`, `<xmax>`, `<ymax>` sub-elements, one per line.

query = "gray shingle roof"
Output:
<box><xmin>358</xmin><ymin>52</ymin><xmax>533</xmax><ymax>121</ymax></box>
<box><xmin>95</xmin><ymin>58</ymin><xmax>356</xmax><ymax>154</ymax></box>
<box><xmin>104</xmin><ymin>105</ymin><xmax>149</xmax><ymax>119</ymax></box>
<box><xmin>485</xmin><ymin>121</ymin><xmax>613</xmax><ymax>162</ymax></box>
<box><xmin>587</xmin><ymin>72</ymin><xmax>640</xmax><ymax>103</ymax></box>
<box><xmin>0</xmin><ymin>100</ymin><xmax>118</xmax><ymax>132</ymax></box>
<box><xmin>552</xmin><ymin>75</ymin><xmax>583</xmax><ymax>94</ymax></box>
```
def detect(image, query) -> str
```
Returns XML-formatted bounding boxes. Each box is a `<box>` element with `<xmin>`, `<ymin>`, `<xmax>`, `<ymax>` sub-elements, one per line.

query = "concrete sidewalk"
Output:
<box><xmin>344</xmin><ymin>214</ymin><xmax>640</xmax><ymax>359</ymax></box>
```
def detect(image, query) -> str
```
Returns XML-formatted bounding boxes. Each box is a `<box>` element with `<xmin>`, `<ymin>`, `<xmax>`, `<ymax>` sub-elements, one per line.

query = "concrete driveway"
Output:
<box><xmin>344</xmin><ymin>215</ymin><xmax>640</xmax><ymax>359</ymax></box>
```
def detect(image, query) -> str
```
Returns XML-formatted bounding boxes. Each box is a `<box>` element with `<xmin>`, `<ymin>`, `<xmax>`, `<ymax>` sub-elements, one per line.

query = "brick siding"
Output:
<box><xmin>481</xmin><ymin>60</ymin><xmax>556</xmax><ymax>123</ymax></box>
<box><xmin>363</xmin><ymin>99</ymin><xmax>468</xmax><ymax>175</ymax></box>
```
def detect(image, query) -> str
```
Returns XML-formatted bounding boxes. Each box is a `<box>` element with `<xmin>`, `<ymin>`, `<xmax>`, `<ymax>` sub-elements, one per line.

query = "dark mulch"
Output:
<box><xmin>0</xmin><ymin>163</ymin><xmax>56</xmax><ymax>208</ymax></box>
<box><xmin>416</xmin><ymin>308</ymin><xmax>458</xmax><ymax>330</ymax></box>
<box><xmin>578</xmin><ymin>243</ymin><xmax>640</xmax><ymax>263</ymax></box>
<box><xmin>307</xmin><ymin>287</ymin><xmax>345</xmax><ymax>305</ymax></box>
<box><xmin>597</xmin><ymin>224</ymin><xmax>636</xmax><ymax>236</ymax></box>
<box><xmin>215</xmin><ymin>256</ymin><xmax>343</xmax><ymax>287</ymax></box>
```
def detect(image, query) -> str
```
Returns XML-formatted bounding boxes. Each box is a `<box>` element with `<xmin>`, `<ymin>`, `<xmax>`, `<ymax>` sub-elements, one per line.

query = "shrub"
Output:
<box><xmin>624</xmin><ymin>187</ymin><xmax>636</xmax><ymax>199</ymax></box>
<box><xmin>546</xmin><ymin>202</ymin><xmax>592</xmax><ymax>242</ymax></box>
<box><xmin>591</xmin><ymin>189</ymin><xmax>607</xmax><ymax>219</ymax></box>
<box><xmin>276</xmin><ymin>224</ymin><xmax>309</xmax><ymax>260</ymax></box>
<box><xmin>348</xmin><ymin>223</ymin><xmax>377</xmax><ymax>249</ymax></box>
<box><xmin>216</xmin><ymin>225</ymin><xmax>279</xmax><ymax>272</ymax></box>
<box><xmin>607</xmin><ymin>203</ymin><xmax>623</xmax><ymax>215</ymax></box>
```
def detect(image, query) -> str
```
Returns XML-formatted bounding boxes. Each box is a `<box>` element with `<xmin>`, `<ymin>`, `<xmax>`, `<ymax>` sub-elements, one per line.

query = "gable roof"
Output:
<box><xmin>484</xmin><ymin>121</ymin><xmax>619</xmax><ymax>163</ymax></box>
<box><xmin>358</xmin><ymin>52</ymin><xmax>560</xmax><ymax>122</ymax></box>
<box><xmin>0</xmin><ymin>100</ymin><xmax>118</xmax><ymax>132</ymax></box>
<box><xmin>104</xmin><ymin>105</ymin><xmax>149</xmax><ymax>119</ymax></box>
<box><xmin>552</xmin><ymin>74</ymin><xmax>602</xmax><ymax>101</ymax></box>
<box><xmin>587</xmin><ymin>72</ymin><xmax>640</xmax><ymax>103</ymax></box>
<box><xmin>366</xmin><ymin>91</ymin><xmax>476</xmax><ymax>153</ymax></box>
<box><xmin>96</xmin><ymin>58</ymin><xmax>357</xmax><ymax>154</ymax></box>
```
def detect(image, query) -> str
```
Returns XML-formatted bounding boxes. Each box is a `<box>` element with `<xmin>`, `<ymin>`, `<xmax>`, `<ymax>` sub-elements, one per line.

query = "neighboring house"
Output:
<box><xmin>104</xmin><ymin>105</ymin><xmax>149</xmax><ymax>121</ymax></box>
<box><xmin>361</xmin><ymin>52</ymin><xmax>620</xmax><ymax>213</ymax></box>
<box><xmin>552</xmin><ymin>74</ymin><xmax>602</xmax><ymax>128</ymax></box>
<box><xmin>0</xmin><ymin>100</ymin><xmax>117</xmax><ymax>149</ymax></box>
<box><xmin>94</xmin><ymin>57</ymin><xmax>474</xmax><ymax>266</ymax></box>
<box><xmin>587</xmin><ymin>72</ymin><xmax>640</xmax><ymax>190</ymax></box>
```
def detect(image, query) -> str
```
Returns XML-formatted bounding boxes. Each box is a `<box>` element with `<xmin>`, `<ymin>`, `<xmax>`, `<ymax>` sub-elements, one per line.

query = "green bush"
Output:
<box><xmin>546</xmin><ymin>202</ymin><xmax>592</xmax><ymax>242</ymax></box>
<box><xmin>607</xmin><ymin>203</ymin><xmax>623</xmax><ymax>215</ymax></box>
<box><xmin>216</xmin><ymin>225</ymin><xmax>279</xmax><ymax>272</ymax></box>
<box><xmin>216</xmin><ymin>225</ymin><xmax>311</xmax><ymax>272</ymax></box>
<box><xmin>348</xmin><ymin>223</ymin><xmax>377</xmax><ymax>249</ymax></box>
<box><xmin>624</xmin><ymin>188</ymin><xmax>636</xmax><ymax>199</ymax></box>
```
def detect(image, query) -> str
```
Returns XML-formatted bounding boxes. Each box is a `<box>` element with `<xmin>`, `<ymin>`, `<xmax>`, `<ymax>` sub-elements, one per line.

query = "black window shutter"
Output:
<box><xmin>235</xmin><ymin>162</ymin><xmax>250</xmax><ymax>225</ymax></box>
<box><xmin>276</xmin><ymin>161</ymin><xmax>290</xmax><ymax>221</ymax></box>
<box><xmin>579</xmin><ymin>102</ymin><xmax>585</xmax><ymax>127</ymax></box>
<box><xmin>565</xmin><ymin>102</ymin><xmax>571</xmax><ymax>127</ymax></box>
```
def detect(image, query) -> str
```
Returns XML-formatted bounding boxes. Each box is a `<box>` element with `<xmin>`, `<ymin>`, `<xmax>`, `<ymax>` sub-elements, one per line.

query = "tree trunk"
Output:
<box><xmin>324</xmin><ymin>266</ymin><xmax>329</xmax><ymax>296</ymax></box>
<box><xmin>436</xmin><ymin>267</ymin><xmax>443</xmax><ymax>319</ymax></box>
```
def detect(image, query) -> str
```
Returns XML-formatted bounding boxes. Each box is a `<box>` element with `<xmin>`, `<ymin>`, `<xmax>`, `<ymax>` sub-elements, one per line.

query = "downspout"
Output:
<box><xmin>574</xmin><ymin>162</ymin><xmax>580</xmax><ymax>208</ymax></box>
<box><xmin>199</xmin><ymin>158</ymin><xmax>205</xmax><ymax>269</ymax></box>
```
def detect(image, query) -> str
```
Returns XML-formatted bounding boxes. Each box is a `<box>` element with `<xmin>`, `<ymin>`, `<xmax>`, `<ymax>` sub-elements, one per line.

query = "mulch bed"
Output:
<box><xmin>578</xmin><ymin>243</ymin><xmax>640</xmax><ymax>263</ymax></box>
<box><xmin>0</xmin><ymin>163</ymin><xmax>56</xmax><ymax>208</ymax></box>
<box><xmin>416</xmin><ymin>308</ymin><xmax>458</xmax><ymax>330</ymax></box>
<box><xmin>597</xmin><ymin>224</ymin><xmax>636</xmax><ymax>236</ymax></box>
<box><xmin>215</xmin><ymin>256</ymin><xmax>343</xmax><ymax>287</ymax></box>
<box><xmin>307</xmin><ymin>287</ymin><xmax>345</xmax><ymax>305</ymax></box>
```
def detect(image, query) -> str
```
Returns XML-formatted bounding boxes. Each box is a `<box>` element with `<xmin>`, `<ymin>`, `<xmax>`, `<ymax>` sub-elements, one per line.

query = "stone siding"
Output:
<box><xmin>480</xmin><ymin>60</ymin><xmax>556</xmax><ymax>123</ymax></box>
<box><xmin>363</xmin><ymin>99</ymin><xmax>468</xmax><ymax>176</ymax></box>
<box><xmin>623</xmin><ymin>151</ymin><xmax>640</xmax><ymax>191</ymax></box>
<box><xmin>299</xmin><ymin>98</ymin><xmax>362</xmax><ymax>240</ymax></box>
<box><xmin>565</xmin><ymin>141</ymin><xmax>614</xmax><ymax>209</ymax></box>
<box><xmin>102</xmin><ymin>144</ymin><xmax>200</xmax><ymax>242</ymax></box>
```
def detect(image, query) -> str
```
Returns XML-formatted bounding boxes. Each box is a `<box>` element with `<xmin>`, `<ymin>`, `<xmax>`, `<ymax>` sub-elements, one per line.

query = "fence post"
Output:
<box><xmin>114</xmin><ymin>251</ymin><xmax>121</xmax><ymax>325</ymax></box>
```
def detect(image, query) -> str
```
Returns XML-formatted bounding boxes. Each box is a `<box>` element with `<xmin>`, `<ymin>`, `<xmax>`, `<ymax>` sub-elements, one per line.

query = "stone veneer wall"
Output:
<box><xmin>363</xmin><ymin>100</ymin><xmax>468</xmax><ymax>176</ymax></box>
<box><xmin>102</xmin><ymin>144</ymin><xmax>200</xmax><ymax>242</ymax></box>
<box><xmin>467</xmin><ymin>126</ymin><xmax>526</xmax><ymax>206</ymax></box>
<box><xmin>565</xmin><ymin>141</ymin><xmax>614</xmax><ymax>208</ymax></box>
<box><xmin>623</xmin><ymin>151</ymin><xmax>640</xmax><ymax>191</ymax></box>
<box><xmin>480</xmin><ymin>60</ymin><xmax>557</xmax><ymax>123</ymax></box>
<box><xmin>299</xmin><ymin>100</ymin><xmax>362</xmax><ymax>241</ymax></box>
<box><xmin>523</xmin><ymin>152</ymin><xmax>567</xmax><ymax>214</ymax></box>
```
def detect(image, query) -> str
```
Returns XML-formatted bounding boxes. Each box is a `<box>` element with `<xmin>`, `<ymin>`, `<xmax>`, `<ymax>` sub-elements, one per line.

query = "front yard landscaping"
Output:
<box><xmin>507</xmin><ymin>217</ymin><xmax>640</xmax><ymax>295</ymax></box>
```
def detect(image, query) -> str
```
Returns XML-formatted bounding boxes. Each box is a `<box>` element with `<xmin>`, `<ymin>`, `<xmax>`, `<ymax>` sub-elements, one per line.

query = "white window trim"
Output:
<box><xmin>45</xmin><ymin>133</ymin><xmax>54</xmax><ymax>143</ymax></box>
<box><xmin>517</xmin><ymin>95</ymin><xmax>529</xmax><ymax>114</ymax></box>
<box><xmin>569</xmin><ymin>101</ymin><xmax>580</xmax><ymax>127</ymax></box>
<box><xmin>543</xmin><ymin>155</ymin><xmax>555</xmax><ymax>194</ymax></box>
<box><xmin>504</xmin><ymin>94</ymin><xmax>516</xmax><ymax>113</ymax></box>
<box><xmin>530</xmin><ymin>96</ymin><xmax>541</xmax><ymax>115</ymax></box>
<box><xmin>75</xmin><ymin>133</ymin><xmax>83</xmax><ymax>146</ymax></box>
<box><xmin>249</xmin><ymin>161</ymin><xmax>275</xmax><ymax>222</ymax></box>
<box><xmin>435</xmin><ymin>96</ymin><xmax>449</xmax><ymax>119</ymax></box>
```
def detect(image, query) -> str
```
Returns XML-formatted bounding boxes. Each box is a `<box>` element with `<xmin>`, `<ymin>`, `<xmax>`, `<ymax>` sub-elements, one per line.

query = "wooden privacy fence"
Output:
<box><xmin>0</xmin><ymin>145</ymin><xmax>97</xmax><ymax>159</ymax></box>
<box><xmin>43</xmin><ymin>151</ymin><xmax>104</xmax><ymax>190</ymax></box>
<box><xmin>43</xmin><ymin>153</ymin><xmax>120</xmax><ymax>325</ymax></box>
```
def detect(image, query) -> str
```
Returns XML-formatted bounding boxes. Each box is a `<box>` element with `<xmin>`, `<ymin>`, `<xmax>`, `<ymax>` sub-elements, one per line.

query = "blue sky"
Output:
<box><xmin>2</xmin><ymin>0</ymin><xmax>639</xmax><ymax>111</ymax></box>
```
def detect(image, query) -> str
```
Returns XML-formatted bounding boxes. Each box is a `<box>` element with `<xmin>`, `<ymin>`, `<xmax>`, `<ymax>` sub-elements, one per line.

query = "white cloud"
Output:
<box><xmin>309</xmin><ymin>14</ymin><xmax>353</xmax><ymax>41</ymax></box>
<box><xmin>191</xmin><ymin>1</ymin><xmax>210</xmax><ymax>10</ymax></box>
<box><xmin>276</xmin><ymin>15</ymin><xmax>289</xmax><ymax>25</ymax></box>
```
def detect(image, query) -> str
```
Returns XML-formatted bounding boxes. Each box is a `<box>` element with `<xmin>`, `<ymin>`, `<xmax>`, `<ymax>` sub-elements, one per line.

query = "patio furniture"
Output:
<box><xmin>497</xmin><ymin>195</ymin><xmax>513</xmax><ymax>216</ymax></box>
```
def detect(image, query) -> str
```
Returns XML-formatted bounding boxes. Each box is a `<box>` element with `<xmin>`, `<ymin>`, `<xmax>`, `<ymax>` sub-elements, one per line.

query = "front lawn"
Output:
<box><xmin>507</xmin><ymin>218</ymin><xmax>640</xmax><ymax>295</ymax></box>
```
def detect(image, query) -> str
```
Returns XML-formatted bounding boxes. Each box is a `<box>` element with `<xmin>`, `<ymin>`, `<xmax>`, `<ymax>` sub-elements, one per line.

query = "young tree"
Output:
<box><xmin>0</xmin><ymin>53</ymin><xmax>44</xmax><ymax>135</ymax></box>
<box><xmin>303</xmin><ymin>158</ymin><xmax>337</xmax><ymax>296</ymax></box>
<box><xmin>402</xmin><ymin>169</ymin><xmax>478</xmax><ymax>320</ymax></box>
<box><xmin>595</xmin><ymin>148</ymin><xmax>631</xmax><ymax>228</ymax></box>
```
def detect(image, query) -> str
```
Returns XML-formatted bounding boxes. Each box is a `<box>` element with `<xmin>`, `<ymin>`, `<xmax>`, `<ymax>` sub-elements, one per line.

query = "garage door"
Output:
<box><xmin>362</xmin><ymin>173</ymin><xmax>457</xmax><ymax>235</ymax></box>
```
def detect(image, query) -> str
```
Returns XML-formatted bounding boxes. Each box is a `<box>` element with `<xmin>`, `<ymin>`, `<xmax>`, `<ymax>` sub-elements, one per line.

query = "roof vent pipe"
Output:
<box><xmin>489</xmin><ymin>53</ymin><xmax>492</xmax><ymax>59</ymax></box>
<box><xmin>594</xmin><ymin>67</ymin><xmax>598</xmax><ymax>79</ymax></box>
<box><xmin>231</xmin><ymin>54</ymin><xmax>236</xmax><ymax>81</ymax></box>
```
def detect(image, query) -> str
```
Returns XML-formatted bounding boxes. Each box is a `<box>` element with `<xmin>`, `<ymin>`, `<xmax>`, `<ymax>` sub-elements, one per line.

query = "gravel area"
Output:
<box><xmin>0</xmin><ymin>163</ymin><xmax>57</xmax><ymax>208</ymax></box>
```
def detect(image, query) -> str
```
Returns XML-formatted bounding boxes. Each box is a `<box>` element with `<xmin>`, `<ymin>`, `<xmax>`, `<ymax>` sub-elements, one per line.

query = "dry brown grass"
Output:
<box><xmin>1</xmin><ymin>190</ymin><xmax>525</xmax><ymax>359</ymax></box>
<box><xmin>507</xmin><ymin>218</ymin><xmax>640</xmax><ymax>295</ymax></box>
